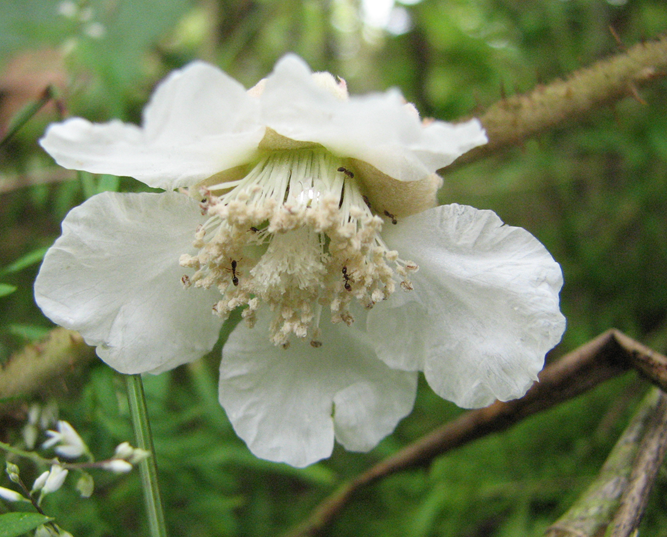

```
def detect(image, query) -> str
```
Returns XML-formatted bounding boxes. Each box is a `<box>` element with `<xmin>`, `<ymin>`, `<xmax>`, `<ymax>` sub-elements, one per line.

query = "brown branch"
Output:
<box><xmin>445</xmin><ymin>34</ymin><xmax>667</xmax><ymax>169</ymax></box>
<box><xmin>0</xmin><ymin>168</ymin><xmax>74</xmax><ymax>194</ymax></box>
<box><xmin>0</xmin><ymin>328</ymin><xmax>94</xmax><ymax>409</ymax></box>
<box><xmin>606</xmin><ymin>389</ymin><xmax>667</xmax><ymax>537</ymax></box>
<box><xmin>283</xmin><ymin>330</ymin><xmax>667</xmax><ymax>537</ymax></box>
<box><xmin>544</xmin><ymin>387</ymin><xmax>665</xmax><ymax>537</ymax></box>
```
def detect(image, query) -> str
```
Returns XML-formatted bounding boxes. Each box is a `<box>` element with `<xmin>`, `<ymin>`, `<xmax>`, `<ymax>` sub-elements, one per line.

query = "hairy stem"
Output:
<box><xmin>447</xmin><ymin>34</ymin><xmax>667</xmax><ymax>169</ymax></box>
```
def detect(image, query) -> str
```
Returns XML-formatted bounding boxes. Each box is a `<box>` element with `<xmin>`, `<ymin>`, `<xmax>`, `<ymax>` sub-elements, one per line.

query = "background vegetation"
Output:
<box><xmin>1</xmin><ymin>0</ymin><xmax>666</xmax><ymax>535</ymax></box>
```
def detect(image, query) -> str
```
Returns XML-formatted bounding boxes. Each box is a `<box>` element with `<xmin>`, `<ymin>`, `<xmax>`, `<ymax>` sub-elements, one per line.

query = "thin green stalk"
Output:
<box><xmin>125</xmin><ymin>374</ymin><xmax>168</xmax><ymax>537</ymax></box>
<box><xmin>0</xmin><ymin>85</ymin><xmax>57</xmax><ymax>149</ymax></box>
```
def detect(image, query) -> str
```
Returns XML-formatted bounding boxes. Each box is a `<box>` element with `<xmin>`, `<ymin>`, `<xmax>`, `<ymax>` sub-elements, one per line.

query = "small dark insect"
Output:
<box><xmin>362</xmin><ymin>195</ymin><xmax>372</xmax><ymax>210</ymax></box>
<box><xmin>231</xmin><ymin>260</ymin><xmax>239</xmax><ymax>286</ymax></box>
<box><xmin>342</xmin><ymin>266</ymin><xmax>352</xmax><ymax>292</ymax></box>
<box><xmin>249</xmin><ymin>226</ymin><xmax>259</xmax><ymax>233</ymax></box>
<box><xmin>337</xmin><ymin>166</ymin><xmax>354</xmax><ymax>178</ymax></box>
<box><xmin>310</xmin><ymin>340</ymin><xmax>323</xmax><ymax>348</ymax></box>
<box><xmin>383</xmin><ymin>210</ymin><xmax>398</xmax><ymax>225</ymax></box>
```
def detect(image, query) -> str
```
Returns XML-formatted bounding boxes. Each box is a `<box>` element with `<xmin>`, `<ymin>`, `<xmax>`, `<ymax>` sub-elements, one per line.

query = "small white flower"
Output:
<box><xmin>0</xmin><ymin>486</ymin><xmax>26</xmax><ymax>502</ymax></box>
<box><xmin>101</xmin><ymin>460</ymin><xmax>133</xmax><ymax>474</ymax></box>
<box><xmin>113</xmin><ymin>442</ymin><xmax>135</xmax><ymax>460</ymax></box>
<box><xmin>83</xmin><ymin>22</ymin><xmax>106</xmax><ymax>39</ymax></box>
<box><xmin>43</xmin><ymin>420</ymin><xmax>87</xmax><ymax>459</ymax></box>
<box><xmin>57</xmin><ymin>1</ymin><xmax>78</xmax><ymax>18</ymax></box>
<box><xmin>42</xmin><ymin>465</ymin><xmax>68</xmax><ymax>494</ymax></box>
<box><xmin>113</xmin><ymin>442</ymin><xmax>150</xmax><ymax>464</ymax></box>
<box><xmin>36</xmin><ymin>55</ymin><xmax>565</xmax><ymax>467</ymax></box>
<box><xmin>32</xmin><ymin>470</ymin><xmax>49</xmax><ymax>493</ymax></box>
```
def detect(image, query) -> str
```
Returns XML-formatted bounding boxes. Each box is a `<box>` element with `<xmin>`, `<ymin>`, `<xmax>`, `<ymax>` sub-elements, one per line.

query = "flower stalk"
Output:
<box><xmin>125</xmin><ymin>374</ymin><xmax>167</xmax><ymax>537</ymax></box>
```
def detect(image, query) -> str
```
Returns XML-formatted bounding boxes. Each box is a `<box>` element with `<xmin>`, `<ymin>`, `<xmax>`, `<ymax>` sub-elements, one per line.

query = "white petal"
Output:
<box><xmin>40</xmin><ymin>61</ymin><xmax>264</xmax><ymax>190</ymax></box>
<box><xmin>219</xmin><ymin>311</ymin><xmax>417</xmax><ymax>467</ymax></box>
<box><xmin>367</xmin><ymin>204</ymin><xmax>566</xmax><ymax>409</ymax></box>
<box><xmin>34</xmin><ymin>191</ymin><xmax>223</xmax><ymax>374</ymax></box>
<box><xmin>411</xmin><ymin>118</ymin><xmax>488</xmax><ymax>170</ymax></box>
<box><xmin>259</xmin><ymin>54</ymin><xmax>485</xmax><ymax>182</ymax></box>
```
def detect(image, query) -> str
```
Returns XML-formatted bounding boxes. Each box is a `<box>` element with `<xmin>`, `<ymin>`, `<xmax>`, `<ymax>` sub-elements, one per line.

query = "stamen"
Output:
<box><xmin>180</xmin><ymin>149</ymin><xmax>418</xmax><ymax>347</ymax></box>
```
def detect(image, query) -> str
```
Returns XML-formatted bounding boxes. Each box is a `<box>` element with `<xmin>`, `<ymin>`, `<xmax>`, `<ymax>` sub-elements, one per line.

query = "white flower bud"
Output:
<box><xmin>76</xmin><ymin>472</ymin><xmax>95</xmax><ymax>498</ymax></box>
<box><xmin>0</xmin><ymin>486</ymin><xmax>26</xmax><ymax>502</ymax></box>
<box><xmin>23</xmin><ymin>423</ymin><xmax>39</xmax><ymax>450</ymax></box>
<box><xmin>32</xmin><ymin>470</ymin><xmax>50</xmax><ymax>492</ymax></box>
<box><xmin>42</xmin><ymin>465</ymin><xmax>68</xmax><ymax>494</ymax></box>
<box><xmin>129</xmin><ymin>449</ymin><xmax>150</xmax><ymax>465</ymax></box>
<box><xmin>101</xmin><ymin>459</ymin><xmax>133</xmax><ymax>474</ymax></box>
<box><xmin>40</xmin><ymin>401</ymin><xmax>59</xmax><ymax>430</ymax></box>
<box><xmin>28</xmin><ymin>403</ymin><xmax>41</xmax><ymax>425</ymax></box>
<box><xmin>5</xmin><ymin>462</ymin><xmax>20</xmax><ymax>483</ymax></box>
<box><xmin>35</xmin><ymin>525</ymin><xmax>54</xmax><ymax>537</ymax></box>
<box><xmin>113</xmin><ymin>442</ymin><xmax>134</xmax><ymax>460</ymax></box>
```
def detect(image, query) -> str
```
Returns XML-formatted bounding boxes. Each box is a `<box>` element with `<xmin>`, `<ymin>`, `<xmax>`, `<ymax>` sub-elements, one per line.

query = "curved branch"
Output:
<box><xmin>445</xmin><ymin>34</ymin><xmax>667</xmax><ymax>169</ymax></box>
<box><xmin>545</xmin><ymin>387</ymin><xmax>666</xmax><ymax>537</ymax></box>
<box><xmin>283</xmin><ymin>330</ymin><xmax>667</xmax><ymax>537</ymax></box>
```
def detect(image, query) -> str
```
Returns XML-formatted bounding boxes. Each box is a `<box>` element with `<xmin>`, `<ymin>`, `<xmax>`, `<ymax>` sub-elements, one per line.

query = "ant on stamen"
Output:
<box><xmin>362</xmin><ymin>195</ymin><xmax>372</xmax><ymax>210</ymax></box>
<box><xmin>342</xmin><ymin>266</ymin><xmax>352</xmax><ymax>292</ymax></box>
<box><xmin>337</xmin><ymin>166</ymin><xmax>354</xmax><ymax>178</ymax></box>
<box><xmin>249</xmin><ymin>226</ymin><xmax>259</xmax><ymax>233</ymax></box>
<box><xmin>231</xmin><ymin>260</ymin><xmax>239</xmax><ymax>287</ymax></box>
<box><xmin>383</xmin><ymin>210</ymin><xmax>398</xmax><ymax>225</ymax></box>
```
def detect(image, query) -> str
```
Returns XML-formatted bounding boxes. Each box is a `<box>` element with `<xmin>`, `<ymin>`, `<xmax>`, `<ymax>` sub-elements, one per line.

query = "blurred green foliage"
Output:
<box><xmin>1</xmin><ymin>0</ymin><xmax>666</xmax><ymax>536</ymax></box>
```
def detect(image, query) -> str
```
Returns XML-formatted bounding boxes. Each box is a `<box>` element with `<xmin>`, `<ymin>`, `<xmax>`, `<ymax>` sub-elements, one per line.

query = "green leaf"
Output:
<box><xmin>1</xmin><ymin>247</ymin><xmax>49</xmax><ymax>275</ymax></box>
<box><xmin>0</xmin><ymin>284</ymin><xmax>17</xmax><ymax>298</ymax></box>
<box><xmin>0</xmin><ymin>512</ymin><xmax>53</xmax><ymax>537</ymax></box>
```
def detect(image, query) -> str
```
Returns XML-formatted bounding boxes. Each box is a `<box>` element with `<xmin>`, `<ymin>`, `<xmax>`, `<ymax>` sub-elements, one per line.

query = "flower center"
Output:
<box><xmin>180</xmin><ymin>149</ymin><xmax>418</xmax><ymax>347</ymax></box>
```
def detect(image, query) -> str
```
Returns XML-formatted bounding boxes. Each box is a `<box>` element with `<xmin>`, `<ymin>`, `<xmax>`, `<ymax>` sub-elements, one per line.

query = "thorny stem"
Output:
<box><xmin>447</xmin><ymin>33</ymin><xmax>667</xmax><ymax>170</ymax></box>
<box><xmin>125</xmin><ymin>374</ymin><xmax>168</xmax><ymax>537</ymax></box>
<box><xmin>0</xmin><ymin>328</ymin><xmax>94</xmax><ymax>412</ymax></box>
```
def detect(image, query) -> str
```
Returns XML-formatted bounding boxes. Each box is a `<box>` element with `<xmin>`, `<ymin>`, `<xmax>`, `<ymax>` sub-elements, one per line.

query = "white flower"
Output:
<box><xmin>42</xmin><ymin>420</ymin><xmax>87</xmax><ymax>459</ymax></box>
<box><xmin>35</xmin><ymin>55</ymin><xmax>565</xmax><ymax>467</ymax></box>
<box><xmin>114</xmin><ymin>442</ymin><xmax>150</xmax><ymax>464</ymax></box>
<box><xmin>0</xmin><ymin>486</ymin><xmax>26</xmax><ymax>502</ymax></box>
<box><xmin>101</xmin><ymin>459</ymin><xmax>133</xmax><ymax>474</ymax></box>
<box><xmin>41</xmin><ymin>465</ymin><xmax>68</xmax><ymax>495</ymax></box>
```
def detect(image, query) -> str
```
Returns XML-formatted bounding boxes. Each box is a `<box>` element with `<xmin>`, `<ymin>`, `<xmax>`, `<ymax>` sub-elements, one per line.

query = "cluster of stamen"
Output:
<box><xmin>179</xmin><ymin>149</ymin><xmax>418</xmax><ymax>348</ymax></box>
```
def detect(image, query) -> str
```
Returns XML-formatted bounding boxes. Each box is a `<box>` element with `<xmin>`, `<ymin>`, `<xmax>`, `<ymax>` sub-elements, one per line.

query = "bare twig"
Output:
<box><xmin>545</xmin><ymin>387</ymin><xmax>665</xmax><ymax>537</ymax></box>
<box><xmin>605</xmin><ymin>389</ymin><xmax>667</xmax><ymax>537</ymax></box>
<box><xmin>446</xmin><ymin>34</ymin><xmax>667</xmax><ymax>170</ymax></box>
<box><xmin>283</xmin><ymin>330</ymin><xmax>667</xmax><ymax>537</ymax></box>
<box><xmin>0</xmin><ymin>168</ymin><xmax>74</xmax><ymax>194</ymax></box>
